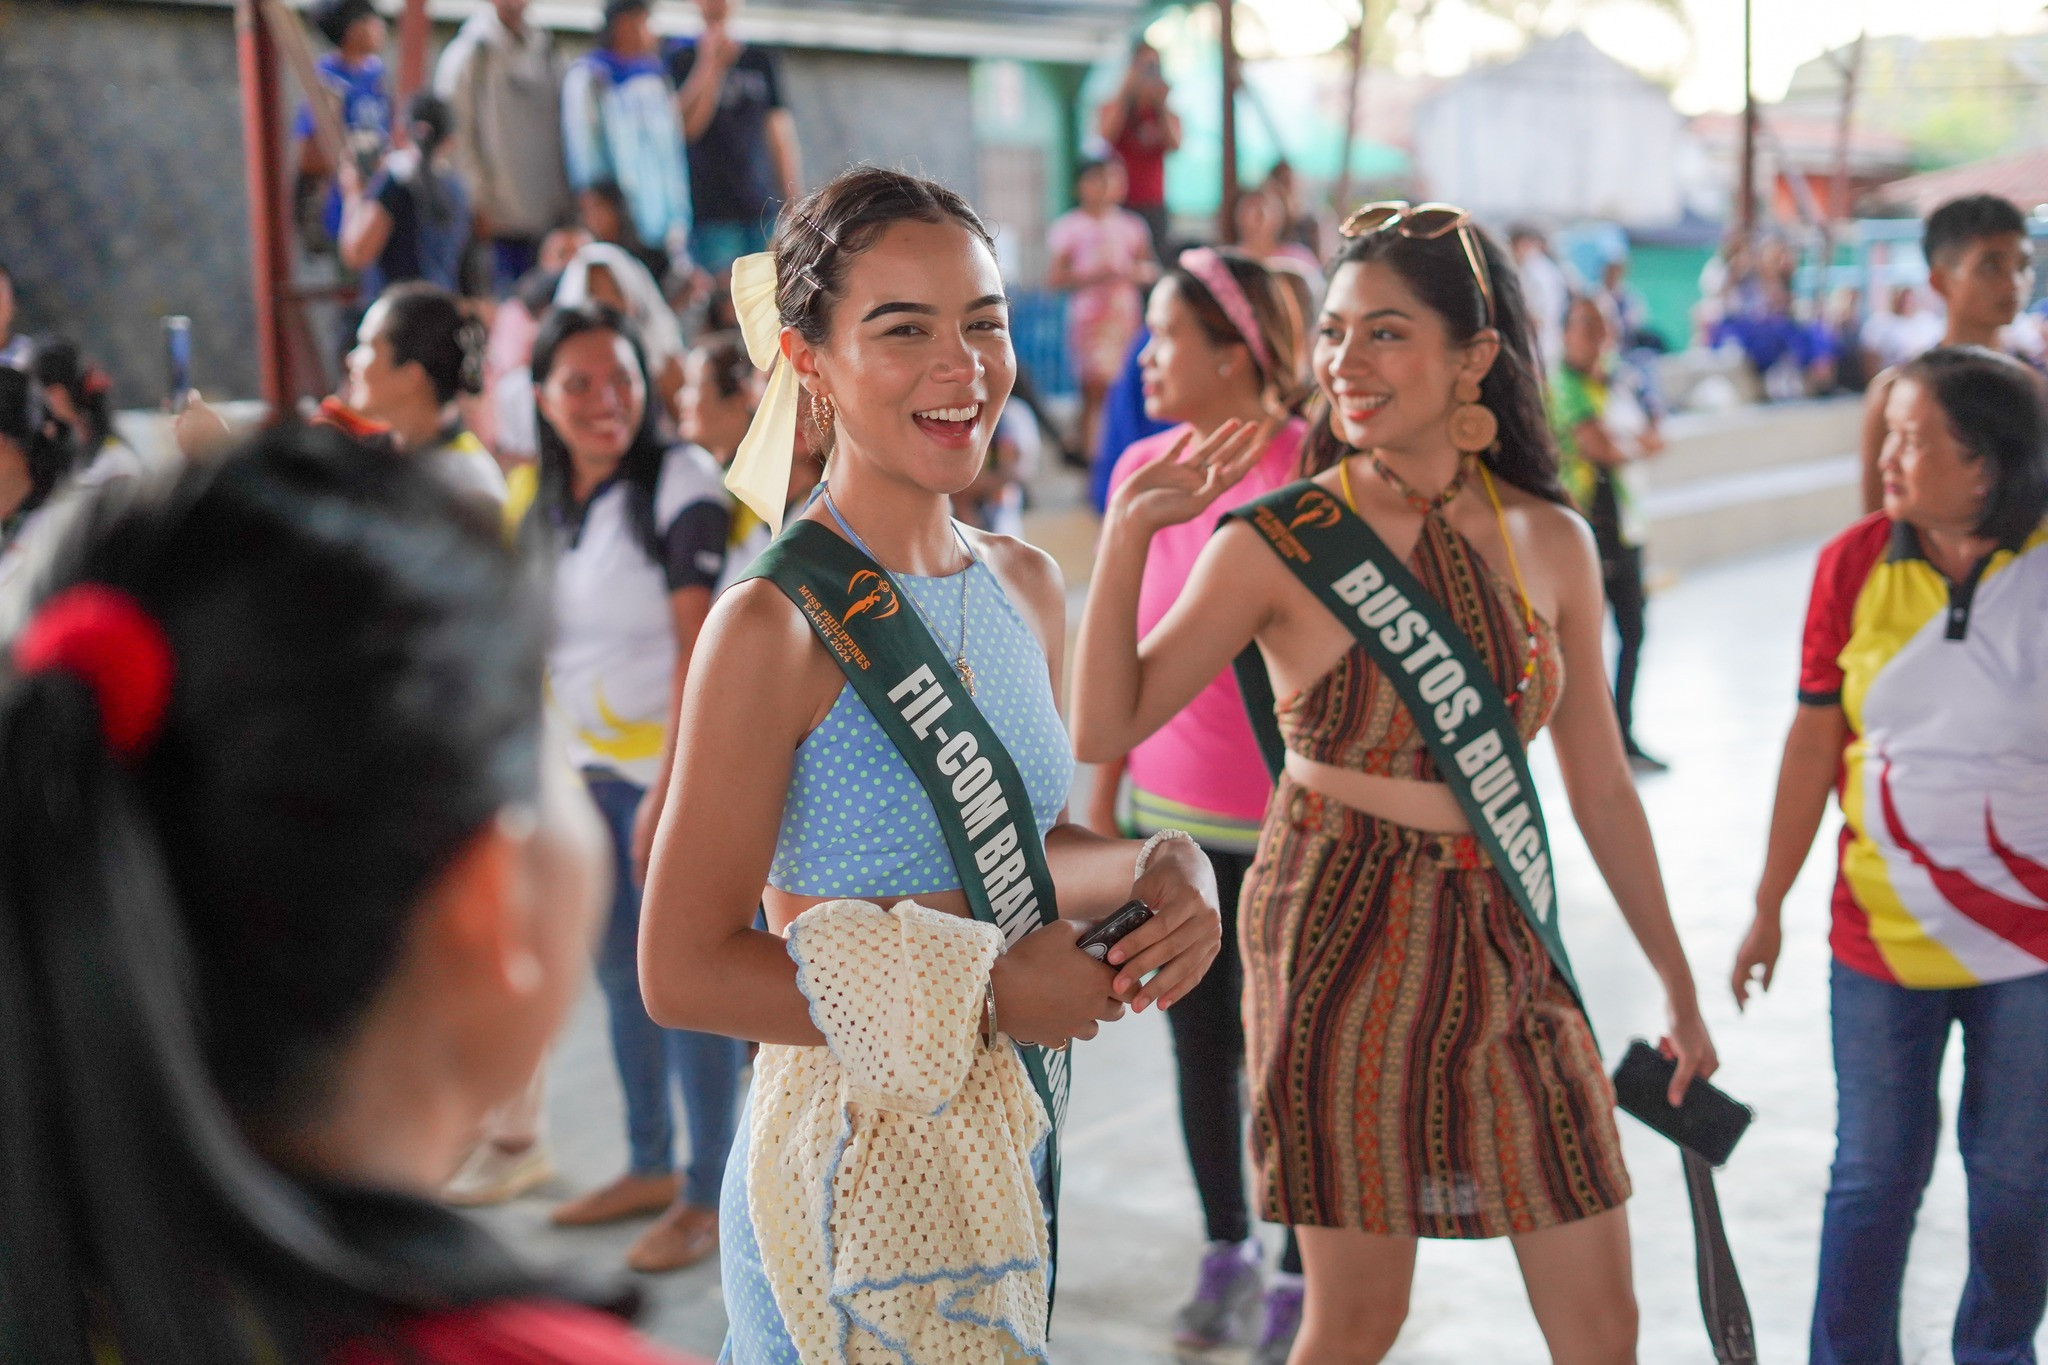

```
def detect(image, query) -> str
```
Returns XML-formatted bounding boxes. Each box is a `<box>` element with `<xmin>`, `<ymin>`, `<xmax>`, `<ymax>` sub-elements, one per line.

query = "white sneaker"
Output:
<box><xmin>443</xmin><ymin>1141</ymin><xmax>555</xmax><ymax>1207</ymax></box>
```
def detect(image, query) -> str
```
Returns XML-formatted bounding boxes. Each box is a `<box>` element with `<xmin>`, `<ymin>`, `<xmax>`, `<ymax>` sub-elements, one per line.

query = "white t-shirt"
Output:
<box><xmin>426</xmin><ymin>429</ymin><xmax>510</xmax><ymax>508</ymax></box>
<box><xmin>549</xmin><ymin>443</ymin><xmax>731</xmax><ymax>785</ymax></box>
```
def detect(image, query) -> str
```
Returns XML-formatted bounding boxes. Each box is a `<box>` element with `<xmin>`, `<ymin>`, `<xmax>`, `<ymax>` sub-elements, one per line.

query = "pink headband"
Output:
<box><xmin>1177</xmin><ymin>247</ymin><xmax>1273</xmax><ymax>378</ymax></box>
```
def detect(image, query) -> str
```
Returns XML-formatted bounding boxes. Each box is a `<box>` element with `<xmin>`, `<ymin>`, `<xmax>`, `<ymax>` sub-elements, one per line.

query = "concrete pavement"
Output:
<box><xmin>477</xmin><ymin>536</ymin><xmax>2046</xmax><ymax>1363</ymax></box>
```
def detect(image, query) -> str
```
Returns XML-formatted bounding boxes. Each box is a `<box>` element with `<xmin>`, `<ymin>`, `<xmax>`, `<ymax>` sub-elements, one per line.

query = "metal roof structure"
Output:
<box><xmin>139</xmin><ymin>0</ymin><xmax>1152</xmax><ymax>63</ymax></box>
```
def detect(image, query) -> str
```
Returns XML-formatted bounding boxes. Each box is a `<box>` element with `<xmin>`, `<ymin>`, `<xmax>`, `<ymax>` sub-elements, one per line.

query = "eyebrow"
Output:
<box><xmin>1321</xmin><ymin>307</ymin><xmax>1413</xmax><ymax>323</ymax></box>
<box><xmin>861</xmin><ymin>294</ymin><xmax>1010</xmax><ymax>323</ymax></box>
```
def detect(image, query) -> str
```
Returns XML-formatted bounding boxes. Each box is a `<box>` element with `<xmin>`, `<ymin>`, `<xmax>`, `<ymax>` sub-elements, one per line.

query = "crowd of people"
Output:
<box><xmin>1</xmin><ymin>9</ymin><xmax>2045</xmax><ymax>1361</ymax></box>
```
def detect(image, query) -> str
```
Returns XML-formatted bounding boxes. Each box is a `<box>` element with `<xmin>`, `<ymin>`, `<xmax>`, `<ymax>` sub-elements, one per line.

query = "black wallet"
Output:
<box><xmin>1611</xmin><ymin>1038</ymin><xmax>1753</xmax><ymax>1167</ymax></box>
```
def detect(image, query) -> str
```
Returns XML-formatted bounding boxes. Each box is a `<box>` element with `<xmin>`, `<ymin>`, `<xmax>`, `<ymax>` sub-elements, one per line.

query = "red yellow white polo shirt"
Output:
<box><xmin>1800</xmin><ymin>512</ymin><xmax>2048</xmax><ymax>987</ymax></box>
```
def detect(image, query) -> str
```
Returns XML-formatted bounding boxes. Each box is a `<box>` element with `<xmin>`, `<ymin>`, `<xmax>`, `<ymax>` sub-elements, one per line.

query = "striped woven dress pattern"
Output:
<box><xmin>1242</xmin><ymin>514</ymin><xmax>1630</xmax><ymax>1238</ymax></box>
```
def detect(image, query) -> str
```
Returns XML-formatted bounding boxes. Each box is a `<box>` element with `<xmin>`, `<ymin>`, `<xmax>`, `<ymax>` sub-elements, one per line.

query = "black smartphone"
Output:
<box><xmin>163</xmin><ymin>315</ymin><xmax>192</xmax><ymax>413</ymax></box>
<box><xmin>1610</xmin><ymin>1038</ymin><xmax>1753</xmax><ymax>1167</ymax></box>
<box><xmin>1076</xmin><ymin>898</ymin><xmax>1153</xmax><ymax>961</ymax></box>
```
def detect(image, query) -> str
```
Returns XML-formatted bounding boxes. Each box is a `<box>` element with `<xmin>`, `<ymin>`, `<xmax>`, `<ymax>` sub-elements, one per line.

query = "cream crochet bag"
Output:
<box><xmin>749</xmin><ymin>898</ymin><xmax>1052</xmax><ymax>1364</ymax></box>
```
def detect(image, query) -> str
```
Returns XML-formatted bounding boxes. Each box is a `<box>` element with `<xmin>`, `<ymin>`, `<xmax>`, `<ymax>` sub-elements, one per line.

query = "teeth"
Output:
<box><xmin>916</xmin><ymin>404</ymin><xmax>981</xmax><ymax>423</ymax></box>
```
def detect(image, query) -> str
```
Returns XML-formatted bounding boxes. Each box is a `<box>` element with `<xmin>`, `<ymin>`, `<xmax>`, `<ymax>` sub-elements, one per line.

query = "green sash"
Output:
<box><xmin>747</xmin><ymin>517</ymin><xmax>1069</xmax><ymax>1300</ymax></box>
<box><xmin>1224</xmin><ymin>481</ymin><xmax>1583</xmax><ymax>1006</ymax></box>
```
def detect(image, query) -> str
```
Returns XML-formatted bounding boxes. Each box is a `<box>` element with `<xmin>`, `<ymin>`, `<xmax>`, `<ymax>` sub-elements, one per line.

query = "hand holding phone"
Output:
<box><xmin>1075</xmin><ymin>899</ymin><xmax>1154</xmax><ymax>962</ymax></box>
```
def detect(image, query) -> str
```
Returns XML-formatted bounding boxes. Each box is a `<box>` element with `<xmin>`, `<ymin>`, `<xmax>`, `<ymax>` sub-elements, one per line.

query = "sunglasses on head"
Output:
<box><xmin>1338</xmin><ymin>200</ymin><xmax>1495</xmax><ymax>331</ymax></box>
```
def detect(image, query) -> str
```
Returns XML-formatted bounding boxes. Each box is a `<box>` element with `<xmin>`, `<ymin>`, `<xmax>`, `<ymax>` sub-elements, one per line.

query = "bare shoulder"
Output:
<box><xmin>1501</xmin><ymin>487</ymin><xmax>1600</xmax><ymax>575</ymax></box>
<box><xmin>695</xmin><ymin>578</ymin><xmax>839</xmax><ymax>712</ymax></box>
<box><xmin>969</xmin><ymin>526</ymin><xmax>1065</xmax><ymax>619</ymax></box>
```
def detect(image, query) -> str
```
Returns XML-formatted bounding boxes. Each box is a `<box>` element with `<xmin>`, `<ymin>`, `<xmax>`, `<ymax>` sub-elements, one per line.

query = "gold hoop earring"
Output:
<box><xmin>1447</xmin><ymin>375</ymin><xmax>1498</xmax><ymax>454</ymax></box>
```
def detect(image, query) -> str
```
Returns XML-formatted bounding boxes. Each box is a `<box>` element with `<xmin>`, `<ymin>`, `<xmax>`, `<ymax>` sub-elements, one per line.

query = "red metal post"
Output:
<box><xmin>396</xmin><ymin>0</ymin><xmax>432</xmax><ymax>110</ymax></box>
<box><xmin>236</xmin><ymin>0</ymin><xmax>294</xmax><ymax>416</ymax></box>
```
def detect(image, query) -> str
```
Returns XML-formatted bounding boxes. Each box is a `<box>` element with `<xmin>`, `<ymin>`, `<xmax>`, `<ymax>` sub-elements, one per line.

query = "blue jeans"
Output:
<box><xmin>1813</xmin><ymin>960</ymin><xmax>2048</xmax><ymax>1365</ymax></box>
<box><xmin>585</xmin><ymin>775</ymin><xmax>746</xmax><ymax>1208</ymax></box>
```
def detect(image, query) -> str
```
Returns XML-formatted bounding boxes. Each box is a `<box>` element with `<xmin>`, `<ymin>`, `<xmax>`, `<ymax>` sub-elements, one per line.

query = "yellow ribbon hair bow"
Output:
<box><xmin>726</xmin><ymin>251</ymin><xmax>804</xmax><ymax>536</ymax></box>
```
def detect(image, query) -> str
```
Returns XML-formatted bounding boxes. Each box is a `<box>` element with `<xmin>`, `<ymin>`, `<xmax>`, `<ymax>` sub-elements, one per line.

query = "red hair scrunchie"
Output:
<box><xmin>11</xmin><ymin>585</ymin><xmax>176</xmax><ymax>760</ymax></box>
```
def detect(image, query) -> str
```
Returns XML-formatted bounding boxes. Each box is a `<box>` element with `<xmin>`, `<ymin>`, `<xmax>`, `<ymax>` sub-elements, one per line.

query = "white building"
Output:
<box><xmin>1411</xmin><ymin>31</ymin><xmax>1698</xmax><ymax>228</ymax></box>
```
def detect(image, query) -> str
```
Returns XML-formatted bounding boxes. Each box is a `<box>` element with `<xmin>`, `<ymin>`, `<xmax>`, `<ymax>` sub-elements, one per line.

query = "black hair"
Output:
<box><xmin>0</xmin><ymin>366</ymin><xmax>72</xmax><ymax>529</ymax></box>
<box><xmin>1163</xmin><ymin>249</ymin><xmax>1309</xmax><ymax>412</ymax></box>
<box><xmin>1301</xmin><ymin>220</ymin><xmax>1564</xmax><ymax>502</ymax></box>
<box><xmin>1923</xmin><ymin>194</ymin><xmax>2028</xmax><ymax>269</ymax></box>
<box><xmin>689</xmin><ymin>330</ymin><xmax>755</xmax><ymax>403</ymax></box>
<box><xmin>774</xmin><ymin>167</ymin><xmax>995</xmax><ymax>352</ymax></box>
<box><xmin>313</xmin><ymin>0</ymin><xmax>378</xmax><ymax>48</ymax></box>
<box><xmin>30</xmin><ymin>338</ymin><xmax>117</xmax><ymax>464</ymax></box>
<box><xmin>514</xmin><ymin>266</ymin><xmax>564</xmax><ymax>317</ymax></box>
<box><xmin>403</xmin><ymin>93</ymin><xmax>457</xmax><ymax>231</ymax></box>
<box><xmin>528</xmin><ymin>301</ymin><xmax>666</xmax><ymax>557</ymax></box>
<box><xmin>771</xmin><ymin>167</ymin><xmax>997</xmax><ymax>460</ymax></box>
<box><xmin>372</xmin><ymin>282</ymin><xmax>485</xmax><ymax>405</ymax></box>
<box><xmin>0</xmin><ymin>427</ymin><xmax>632</xmax><ymax>1363</ymax></box>
<box><xmin>1898</xmin><ymin>345</ymin><xmax>2048</xmax><ymax>544</ymax></box>
<box><xmin>1075</xmin><ymin>159</ymin><xmax>1113</xmax><ymax>188</ymax></box>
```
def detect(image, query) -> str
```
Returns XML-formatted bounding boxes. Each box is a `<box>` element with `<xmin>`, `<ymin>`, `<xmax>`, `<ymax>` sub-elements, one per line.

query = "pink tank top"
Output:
<box><xmin>1108</xmin><ymin>418</ymin><xmax>1307</xmax><ymax>826</ymax></box>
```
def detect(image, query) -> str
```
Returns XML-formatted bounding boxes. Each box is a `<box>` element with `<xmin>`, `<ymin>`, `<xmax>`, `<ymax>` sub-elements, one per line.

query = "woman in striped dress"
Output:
<box><xmin>1072</xmin><ymin>207</ymin><xmax>1718</xmax><ymax>1363</ymax></box>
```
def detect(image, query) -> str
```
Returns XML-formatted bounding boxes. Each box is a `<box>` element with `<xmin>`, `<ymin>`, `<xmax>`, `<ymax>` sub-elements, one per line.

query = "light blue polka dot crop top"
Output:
<box><xmin>770</xmin><ymin>560</ymin><xmax>1075</xmax><ymax>897</ymax></box>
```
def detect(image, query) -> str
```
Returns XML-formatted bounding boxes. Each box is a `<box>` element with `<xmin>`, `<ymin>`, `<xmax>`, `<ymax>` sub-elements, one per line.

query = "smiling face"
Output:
<box><xmin>1139</xmin><ymin>275</ymin><xmax>1236</xmax><ymax>423</ymax></box>
<box><xmin>789</xmin><ymin>219</ymin><xmax>1015</xmax><ymax>496</ymax></box>
<box><xmin>1313</xmin><ymin>258</ymin><xmax>1496</xmax><ymax>456</ymax></box>
<box><xmin>1880</xmin><ymin>376</ymin><xmax>1989</xmax><ymax>533</ymax></box>
<box><xmin>536</xmin><ymin>328</ymin><xmax>646</xmax><ymax>479</ymax></box>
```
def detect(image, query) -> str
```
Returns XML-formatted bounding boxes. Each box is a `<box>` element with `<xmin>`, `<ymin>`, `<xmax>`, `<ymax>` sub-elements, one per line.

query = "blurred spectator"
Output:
<box><xmin>563</xmin><ymin>0</ymin><xmax>693</xmax><ymax>274</ymax></box>
<box><xmin>1049</xmin><ymin>159</ymin><xmax>1156</xmax><ymax>465</ymax></box>
<box><xmin>435</xmin><ymin>0</ymin><xmax>574</xmax><ymax>294</ymax></box>
<box><xmin>1234</xmin><ymin>185</ymin><xmax>1323</xmax><ymax>289</ymax></box>
<box><xmin>1551</xmin><ymin>294</ymin><xmax>1666</xmax><ymax>773</ymax></box>
<box><xmin>1824</xmin><ymin>286</ymin><xmax>1871</xmax><ymax>394</ymax></box>
<box><xmin>1098</xmin><ymin>41</ymin><xmax>1181</xmax><ymax>259</ymax></box>
<box><xmin>294</xmin><ymin>0</ymin><xmax>392</xmax><ymax>251</ymax></box>
<box><xmin>1860</xmin><ymin>194</ymin><xmax>2033</xmax><ymax>512</ymax></box>
<box><xmin>953</xmin><ymin>399</ymin><xmax>1037</xmax><ymax>536</ymax></box>
<box><xmin>27</xmin><ymin>339</ymin><xmax>146</xmax><ymax>487</ymax></box>
<box><xmin>481</xmin><ymin>226</ymin><xmax>592</xmax><ymax>463</ymax></box>
<box><xmin>1510</xmin><ymin>225</ymin><xmax>1570</xmax><ymax>373</ymax></box>
<box><xmin>1261</xmin><ymin>160</ymin><xmax>1321</xmax><ymax>261</ymax></box>
<box><xmin>1088</xmin><ymin>328</ymin><xmax>1170</xmax><ymax>513</ymax></box>
<box><xmin>1599</xmin><ymin>254</ymin><xmax>1659</xmax><ymax>355</ymax></box>
<box><xmin>577</xmin><ymin>179</ymin><xmax>677</xmax><ymax>290</ymax></box>
<box><xmin>1711</xmin><ymin>278</ymin><xmax>1837</xmax><ymax>401</ymax></box>
<box><xmin>0</xmin><ymin>262</ymin><xmax>27</xmax><ymax>370</ymax></box>
<box><xmin>676</xmin><ymin>329</ymin><xmax>758</xmax><ymax>465</ymax></box>
<box><xmin>668</xmin><ymin>0</ymin><xmax>802</xmax><ymax>276</ymax></box>
<box><xmin>339</xmin><ymin>92</ymin><xmax>471</xmax><ymax>303</ymax></box>
<box><xmin>0</xmin><ymin>367</ymin><xmax>71</xmax><ymax>599</ymax></box>
<box><xmin>556</xmin><ymin>242</ymin><xmax>689</xmax><ymax>422</ymax></box>
<box><xmin>345</xmin><ymin>282</ymin><xmax>507</xmax><ymax>508</ymax></box>
<box><xmin>1859</xmin><ymin>283</ymin><xmax>1942</xmax><ymax>375</ymax></box>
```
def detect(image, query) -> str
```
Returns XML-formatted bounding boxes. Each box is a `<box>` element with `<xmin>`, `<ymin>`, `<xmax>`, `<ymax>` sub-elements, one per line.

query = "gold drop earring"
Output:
<box><xmin>1447</xmin><ymin>375</ymin><xmax>1498</xmax><ymax>454</ymax></box>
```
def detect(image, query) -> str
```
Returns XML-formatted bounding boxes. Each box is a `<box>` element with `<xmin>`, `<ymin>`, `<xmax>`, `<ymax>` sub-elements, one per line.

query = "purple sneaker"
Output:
<box><xmin>1254</xmin><ymin>1278</ymin><xmax>1304</xmax><ymax>1365</ymax></box>
<box><xmin>1173</xmin><ymin>1238</ymin><xmax>1264</xmax><ymax>1348</ymax></box>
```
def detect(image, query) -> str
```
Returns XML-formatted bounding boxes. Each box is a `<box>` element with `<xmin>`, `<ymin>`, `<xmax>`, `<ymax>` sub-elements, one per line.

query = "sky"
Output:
<box><xmin>1230</xmin><ymin>0</ymin><xmax>2048</xmax><ymax>113</ymax></box>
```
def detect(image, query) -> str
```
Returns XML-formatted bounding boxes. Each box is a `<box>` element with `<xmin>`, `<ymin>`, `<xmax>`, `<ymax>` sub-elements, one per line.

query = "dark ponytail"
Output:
<box><xmin>0</xmin><ymin>366</ymin><xmax>72</xmax><ymax>528</ymax></box>
<box><xmin>28</xmin><ymin>339</ymin><xmax>115</xmax><ymax>465</ymax></box>
<box><xmin>1301</xmin><ymin>221</ymin><xmax>1565</xmax><ymax>503</ymax></box>
<box><xmin>403</xmin><ymin>92</ymin><xmax>457</xmax><ymax>231</ymax></box>
<box><xmin>375</xmin><ymin>282</ymin><xmax>487</xmax><ymax>405</ymax></box>
<box><xmin>0</xmin><ymin>429</ymin><xmax>618</xmax><ymax>1364</ymax></box>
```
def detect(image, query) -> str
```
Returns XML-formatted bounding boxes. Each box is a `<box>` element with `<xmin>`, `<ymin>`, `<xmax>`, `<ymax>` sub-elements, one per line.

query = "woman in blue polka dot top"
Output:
<box><xmin>636</xmin><ymin>168</ymin><xmax>1224</xmax><ymax>1362</ymax></box>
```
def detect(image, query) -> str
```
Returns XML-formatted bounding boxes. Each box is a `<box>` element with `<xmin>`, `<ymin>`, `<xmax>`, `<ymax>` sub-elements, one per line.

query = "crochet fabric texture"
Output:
<box><xmin>750</xmin><ymin>899</ymin><xmax>1052</xmax><ymax>1364</ymax></box>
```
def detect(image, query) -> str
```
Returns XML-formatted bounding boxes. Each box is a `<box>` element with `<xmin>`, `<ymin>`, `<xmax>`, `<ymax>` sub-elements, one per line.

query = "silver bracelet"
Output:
<box><xmin>1133</xmin><ymin>827</ymin><xmax>1197</xmax><ymax>881</ymax></box>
